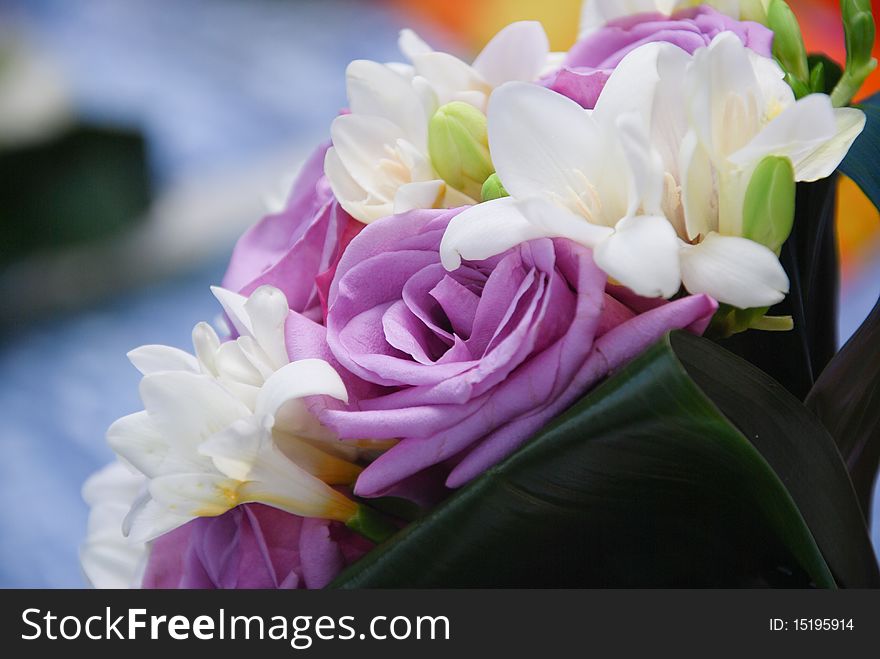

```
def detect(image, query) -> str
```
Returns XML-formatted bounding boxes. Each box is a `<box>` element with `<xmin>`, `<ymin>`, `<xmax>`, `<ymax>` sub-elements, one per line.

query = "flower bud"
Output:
<box><xmin>831</xmin><ymin>0</ymin><xmax>877</xmax><ymax>106</ymax></box>
<box><xmin>429</xmin><ymin>101</ymin><xmax>494</xmax><ymax>201</ymax></box>
<box><xmin>709</xmin><ymin>304</ymin><xmax>793</xmax><ymax>338</ymax></box>
<box><xmin>739</xmin><ymin>0</ymin><xmax>770</xmax><ymax>24</ymax></box>
<box><xmin>481</xmin><ymin>173</ymin><xmax>508</xmax><ymax>202</ymax></box>
<box><xmin>767</xmin><ymin>0</ymin><xmax>809</xmax><ymax>91</ymax></box>
<box><xmin>843</xmin><ymin>0</ymin><xmax>876</xmax><ymax>70</ymax></box>
<box><xmin>742</xmin><ymin>155</ymin><xmax>796</xmax><ymax>255</ymax></box>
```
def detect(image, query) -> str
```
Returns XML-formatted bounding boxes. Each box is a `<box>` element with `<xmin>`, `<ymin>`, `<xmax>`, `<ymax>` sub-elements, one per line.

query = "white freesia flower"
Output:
<box><xmin>325</xmin><ymin>21</ymin><xmax>550</xmax><ymax>223</ymax></box>
<box><xmin>81</xmin><ymin>461</ymin><xmax>149</xmax><ymax>588</ymax></box>
<box><xmin>441</xmin><ymin>35</ymin><xmax>864</xmax><ymax>309</ymax></box>
<box><xmin>106</xmin><ymin>285</ymin><xmax>362</xmax><ymax>544</ymax></box>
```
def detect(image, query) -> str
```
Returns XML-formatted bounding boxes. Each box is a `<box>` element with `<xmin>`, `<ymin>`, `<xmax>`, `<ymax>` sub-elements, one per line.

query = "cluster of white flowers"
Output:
<box><xmin>441</xmin><ymin>34</ymin><xmax>864</xmax><ymax>308</ymax></box>
<box><xmin>325</xmin><ymin>21</ymin><xmax>552</xmax><ymax>222</ymax></box>
<box><xmin>82</xmin><ymin>286</ymin><xmax>364</xmax><ymax>586</ymax></box>
<box><xmin>82</xmin><ymin>0</ymin><xmax>869</xmax><ymax>588</ymax></box>
<box><xmin>323</xmin><ymin>4</ymin><xmax>863</xmax><ymax>309</ymax></box>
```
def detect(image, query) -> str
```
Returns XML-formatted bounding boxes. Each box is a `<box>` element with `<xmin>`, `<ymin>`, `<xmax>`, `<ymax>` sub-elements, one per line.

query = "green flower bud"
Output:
<box><xmin>429</xmin><ymin>102</ymin><xmax>494</xmax><ymax>201</ymax></box>
<box><xmin>768</xmin><ymin>0</ymin><xmax>809</xmax><ymax>91</ymax></box>
<box><xmin>843</xmin><ymin>0</ymin><xmax>876</xmax><ymax>69</ymax></box>
<box><xmin>831</xmin><ymin>0</ymin><xmax>877</xmax><ymax>107</ymax></box>
<box><xmin>481</xmin><ymin>173</ymin><xmax>508</xmax><ymax>202</ymax></box>
<box><xmin>708</xmin><ymin>304</ymin><xmax>793</xmax><ymax>338</ymax></box>
<box><xmin>809</xmin><ymin>59</ymin><xmax>826</xmax><ymax>93</ymax></box>
<box><xmin>742</xmin><ymin>155</ymin><xmax>796</xmax><ymax>255</ymax></box>
<box><xmin>739</xmin><ymin>0</ymin><xmax>769</xmax><ymax>24</ymax></box>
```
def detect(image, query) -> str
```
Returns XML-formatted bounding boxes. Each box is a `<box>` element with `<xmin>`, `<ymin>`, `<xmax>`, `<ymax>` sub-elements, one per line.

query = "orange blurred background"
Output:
<box><xmin>390</xmin><ymin>0</ymin><xmax>880</xmax><ymax>278</ymax></box>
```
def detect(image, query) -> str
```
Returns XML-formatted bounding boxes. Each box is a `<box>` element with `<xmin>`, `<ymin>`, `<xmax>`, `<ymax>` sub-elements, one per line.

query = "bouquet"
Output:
<box><xmin>82</xmin><ymin>0</ymin><xmax>880</xmax><ymax>589</ymax></box>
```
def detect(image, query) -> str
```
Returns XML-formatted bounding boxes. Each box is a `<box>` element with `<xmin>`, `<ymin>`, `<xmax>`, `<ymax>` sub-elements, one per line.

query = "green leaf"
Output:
<box><xmin>0</xmin><ymin>124</ymin><xmax>151</xmax><ymax>266</ymax></box>
<box><xmin>768</xmin><ymin>0</ymin><xmax>810</xmax><ymax>91</ymax></box>
<box><xmin>807</xmin><ymin>295</ymin><xmax>880</xmax><ymax>522</ymax></box>
<box><xmin>807</xmin><ymin>54</ymin><xmax>843</xmax><ymax>95</ymax></box>
<box><xmin>720</xmin><ymin>177</ymin><xmax>839</xmax><ymax>399</ymax></box>
<box><xmin>333</xmin><ymin>332</ymin><xmax>878</xmax><ymax>588</ymax></box>
<box><xmin>840</xmin><ymin>92</ymin><xmax>880</xmax><ymax>213</ymax></box>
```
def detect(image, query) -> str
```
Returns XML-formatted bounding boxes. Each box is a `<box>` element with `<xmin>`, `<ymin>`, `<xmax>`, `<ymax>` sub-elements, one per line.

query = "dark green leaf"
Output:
<box><xmin>0</xmin><ymin>124</ymin><xmax>151</xmax><ymax>266</ymax></box>
<box><xmin>807</xmin><ymin>295</ymin><xmax>880</xmax><ymax>521</ymax></box>
<box><xmin>840</xmin><ymin>91</ymin><xmax>880</xmax><ymax>212</ymax></box>
<box><xmin>808</xmin><ymin>54</ymin><xmax>844</xmax><ymax>95</ymax></box>
<box><xmin>720</xmin><ymin>176</ymin><xmax>839</xmax><ymax>399</ymax></box>
<box><xmin>334</xmin><ymin>332</ymin><xmax>878</xmax><ymax>588</ymax></box>
<box><xmin>673</xmin><ymin>331</ymin><xmax>878</xmax><ymax>588</ymax></box>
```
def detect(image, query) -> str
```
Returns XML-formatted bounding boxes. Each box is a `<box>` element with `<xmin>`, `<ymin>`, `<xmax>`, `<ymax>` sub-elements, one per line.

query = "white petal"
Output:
<box><xmin>399</xmin><ymin>28</ymin><xmax>433</xmax><ymax>60</ymax></box>
<box><xmin>239</xmin><ymin>443</ymin><xmax>358</xmax><ymax>523</ymax></box>
<box><xmin>439</xmin><ymin>197</ymin><xmax>555</xmax><ymax>270</ymax></box>
<box><xmin>679</xmin><ymin>129</ymin><xmax>718</xmax><ymax>240</ymax></box>
<box><xmin>82</xmin><ymin>461</ymin><xmax>145</xmax><ymax>508</ymax></box>
<box><xmin>192</xmin><ymin>321</ymin><xmax>220</xmax><ymax>376</ymax></box>
<box><xmin>687</xmin><ymin>32</ymin><xmax>763</xmax><ymax>161</ymax></box>
<box><xmin>394</xmin><ymin>180</ymin><xmax>446</xmax><ymax>214</ymax></box>
<box><xmin>140</xmin><ymin>370</ymin><xmax>251</xmax><ymax>445</ymax></box>
<box><xmin>747</xmin><ymin>49</ymin><xmax>794</xmax><ymax>115</ymax></box>
<box><xmin>124</xmin><ymin>497</ymin><xmax>192</xmax><ymax>544</ymax></box>
<box><xmin>616</xmin><ymin>112</ymin><xmax>665</xmax><ymax>216</ymax></box>
<box><xmin>792</xmin><ymin>107</ymin><xmax>866</xmax><ymax>182</ymax></box>
<box><xmin>213</xmin><ymin>340</ymin><xmax>264</xmax><ymax>387</ymax></box>
<box><xmin>149</xmin><ymin>472</ymin><xmax>240</xmax><ymax>518</ymax></box>
<box><xmin>411</xmin><ymin>51</ymin><xmax>487</xmax><ymax>101</ymax></box>
<box><xmin>412</xmin><ymin>75</ymin><xmax>440</xmax><ymax>117</ymax></box>
<box><xmin>202</xmin><ymin>426</ymin><xmax>358</xmax><ymax>522</ymax></box>
<box><xmin>592</xmin><ymin>42</ymin><xmax>664</xmax><ymax>128</ymax></box>
<box><xmin>81</xmin><ymin>462</ymin><xmax>149</xmax><ymax>589</ymax></box>
<box><xmin>680</xmin><ymin>232</ymin><xmax>790</xmax><ymax>308</ymax></box>
<box><xmin>198</xmin><ymin>417</ymin><xmax>264</xmax><ymax>482</ymax></box>
<box><xmin>472</xmin><ymin>21</ymin><xmax>549</xmax><ymax>87</ymax></box>
<box><xmin>517</xmin><ymin>196</ymin><xmax>615</xmax><ymax>245</ymax></box>
<box><xmin>80</xmin><ymin>534</ymin><xmax>145</xmax><ymax>589</ymax></box>
<box><xmin>243</xmin><ymin>285</ymin><xmax>290</xmax><ymax>370</ymax></box>
<box><xmin>593</xmin><ymin>215</ymin><xmax>682</xmax><ymax>298</ymax></box>
<box><xmin>329</xmin><ymin>113</ymin><xmax>407</xmax><ymax>196</ymax></box>
<box><xmin>487</xmin><ymin>82</ymin><xmax>601</xmax><ymax>204</ymax></box>
<box><xmin>396</xmin><ymin>138</ymin><xmax>435</xmax><ymax>181</ymax></box>
<box><xmin>255</xmin><ymin>359</ymin><xmax>348</xmax><ymax>423</ymax></box>
<box><xmin>272</xmin><ymin>432</ymin><xmax>362</xmax><ymax>485</ymax></box>
<box><xmin>729</xmin><ymin>94</ymin><xmax>837</xmax><ymax>171</ymax></box>
<box><xmin>451</xmin><ymin>89</ymin><xmax>489</xmax><ymax>110</ymax></box>
<box><xmin>210</xmin><ymin>286</ymin><xmax>252</xmax><ymax>338</ymax></box>
<box><xmin>107</xmin><ymin>411</ymin><xmax>169</xmax><ymax>478</ymax></box>
<box><xmin>649</xmin><ymin>44</ymin><xmax>692</xmax><ymax>177</ymax></box>
<box><xmin>442</xmin><ymin>185</ymin><xmax>476</xmax><ymax>209</ymax></box>
<box><xmin>127</xmin><ymin>345</ymin><xmax>199</xmax><ymax>375</ymax></box>
<box><xmin>540</xmin><ymin>51</ymin><xmax>568</xmax><ymax>77</ymax></box>
<box><xmin>324</xmin><ymin>146</ymin><xmax>382</xmax><ymax>223</ymax></box>
<box><xmin>346</xmin><ymin>59</ymin><xmax>428</xmax><ymax>148</ymax></box>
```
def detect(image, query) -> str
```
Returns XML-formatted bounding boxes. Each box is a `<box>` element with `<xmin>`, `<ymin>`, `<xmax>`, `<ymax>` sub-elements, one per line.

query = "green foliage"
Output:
<box><xmin>0</xmin><ymin>125</ymin><xmax>151</xmax><ymax>265</ymax></box>
<box><xmin>335</xmin><ymin>333</ymin><xmax>879</xmax><ymax>588</ymax></box>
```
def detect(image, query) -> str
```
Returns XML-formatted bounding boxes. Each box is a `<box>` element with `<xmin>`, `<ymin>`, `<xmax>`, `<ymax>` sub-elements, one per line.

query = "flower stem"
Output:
<box><xmin>346</xmin><ymin>504</ymin><xmax>398</xmax><ymax>544</ymax></box>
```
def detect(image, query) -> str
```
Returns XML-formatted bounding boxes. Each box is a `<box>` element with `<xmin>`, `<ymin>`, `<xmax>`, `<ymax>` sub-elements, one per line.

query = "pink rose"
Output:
<box><xmin>544</xmin><ymin>6</ymin><xmax>773</xmax><ymax>108</ymax></box>
<box><xmin>142</xmin><ymin>504</ymin><xmax>372</xmax><ymax>589</ymax></box>
<box><xmin>222</xmin><ymin>142</ymin><xmax>362</xmax><ymax>323</ymax></box>
<box><xmin>307</xmin><ymin>209</ymin><xmax>717</xmax><ymax>495</ymax></box>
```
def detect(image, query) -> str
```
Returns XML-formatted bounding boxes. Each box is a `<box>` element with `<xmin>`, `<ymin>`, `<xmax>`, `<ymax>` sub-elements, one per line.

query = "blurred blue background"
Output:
<box><xmin>0</xmin><ymin>0</ymin><xmax>877</xmax><ymax>587</ymax></box>
<box><xmin>0</xmin><ymin>0</ymin><xmax>427</xmax><ymax>587</ymax></box>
